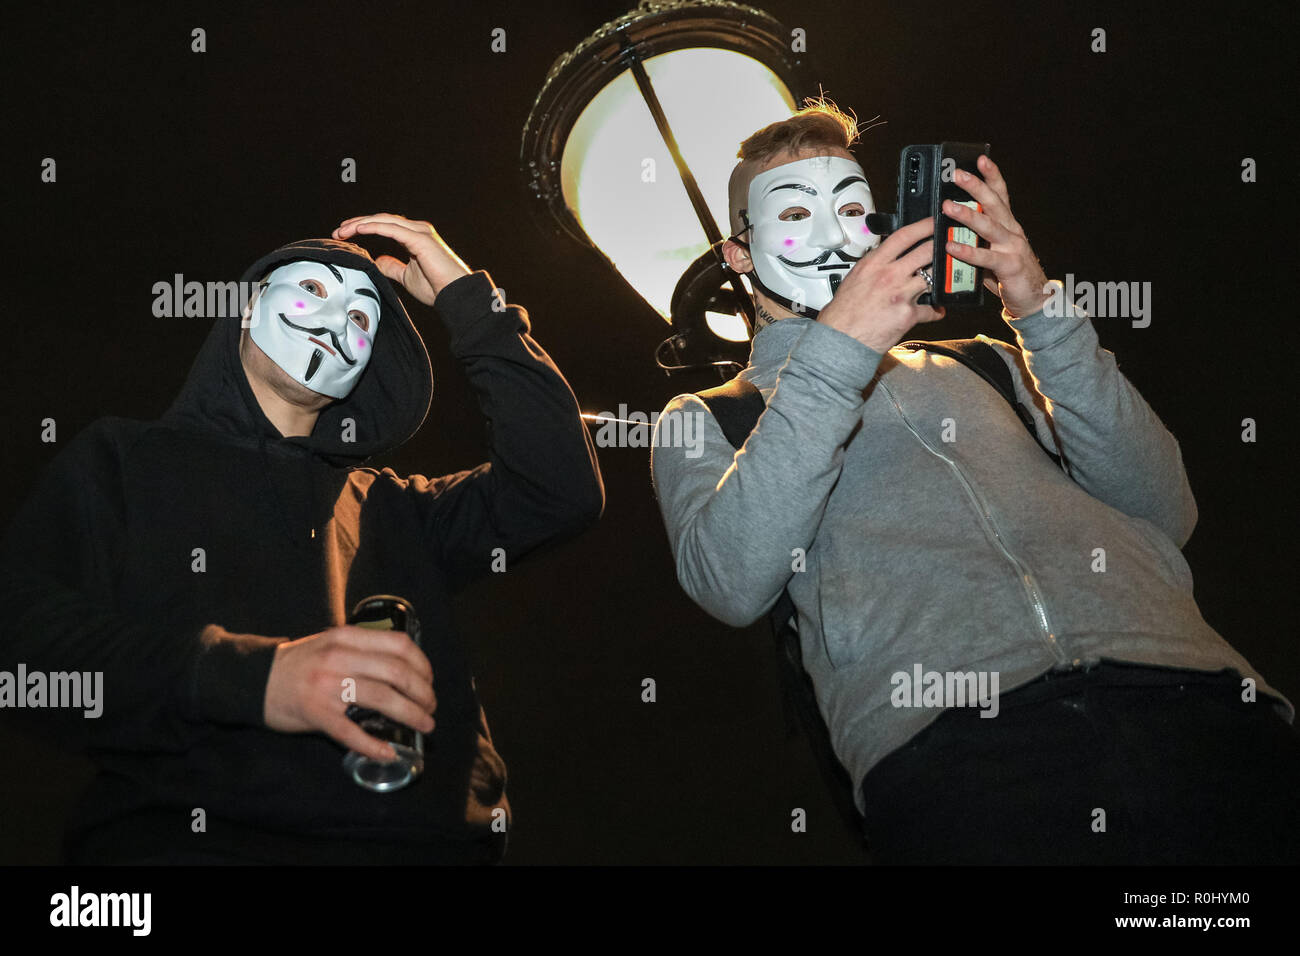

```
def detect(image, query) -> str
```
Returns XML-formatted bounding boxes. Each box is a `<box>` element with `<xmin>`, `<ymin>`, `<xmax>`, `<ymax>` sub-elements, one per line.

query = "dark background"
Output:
<box><xmin>3</xmin><ymin>0</ymin><xmax>1294</xmax><ymax>864</ymax></box>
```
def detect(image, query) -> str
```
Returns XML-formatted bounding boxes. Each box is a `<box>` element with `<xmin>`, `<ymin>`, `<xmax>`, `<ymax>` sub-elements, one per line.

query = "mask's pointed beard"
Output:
<box><xmin>305</xmin><ymin>348</ymin><xmax>324</xmax><ymax>382</ymax></box>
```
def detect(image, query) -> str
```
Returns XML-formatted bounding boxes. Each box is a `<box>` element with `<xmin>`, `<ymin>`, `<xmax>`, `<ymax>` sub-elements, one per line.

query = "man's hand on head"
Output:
<box><xmin>942</xmin><ymin>155</ymin><xmax>1052</xmax><ymax>319</ymax></box>
<box><xmin>333</xmin><ymin>214</ymin><xmax>472</xmax><ymax>306</ymax></box>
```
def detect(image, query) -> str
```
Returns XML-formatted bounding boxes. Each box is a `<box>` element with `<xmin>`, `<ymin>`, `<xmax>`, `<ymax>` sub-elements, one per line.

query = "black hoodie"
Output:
<box><xmin>0</xmin><ymin>238</ymin><xmax>603</xmax><ymax>864</ymax></box>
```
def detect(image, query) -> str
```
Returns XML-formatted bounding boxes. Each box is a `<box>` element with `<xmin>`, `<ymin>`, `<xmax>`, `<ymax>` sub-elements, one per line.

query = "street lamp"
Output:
<box><xmin>521</xmin><ymin>0</ymin><xmax>810</xmax><ymax>375</ymax></box>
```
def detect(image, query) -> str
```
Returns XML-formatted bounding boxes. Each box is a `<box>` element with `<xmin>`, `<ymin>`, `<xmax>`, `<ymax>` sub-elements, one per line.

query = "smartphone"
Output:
<box><xmin>895</xmin><ymin>142</ymin><xmax>990</xmax><ymax>307</ymax></box>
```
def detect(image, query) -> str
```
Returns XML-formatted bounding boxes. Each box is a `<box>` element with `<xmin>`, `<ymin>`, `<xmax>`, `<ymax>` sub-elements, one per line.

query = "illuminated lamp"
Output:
<box><xmin>521</xmin><ymin>0</ymin><xmax>810</xmax><ymax>376</ymax></box>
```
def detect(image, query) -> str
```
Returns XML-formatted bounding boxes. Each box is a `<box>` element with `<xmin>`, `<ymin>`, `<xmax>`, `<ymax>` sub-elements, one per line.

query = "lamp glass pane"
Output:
<box><xmin>561</xmin><ymin>48</ymin><xmax>794</xmax><ymax>322</ymax></box>
<box><xmin>705</xmin><ymin>310</ymin><xmax>752</xmax><ymax>342</ymax></box>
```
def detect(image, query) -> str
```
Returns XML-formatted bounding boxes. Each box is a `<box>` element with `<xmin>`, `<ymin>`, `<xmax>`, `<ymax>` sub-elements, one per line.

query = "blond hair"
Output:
<box><xmin>727</xmin><ymin>97</ymin><xmax>863</xmax><ymax>236</ymax></box>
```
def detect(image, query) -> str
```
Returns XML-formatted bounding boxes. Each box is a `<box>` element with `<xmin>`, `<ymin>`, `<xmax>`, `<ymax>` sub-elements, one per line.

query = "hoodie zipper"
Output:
<box><xmin>879</xmin><ymin>382</ymin><xmax>1067</xmax><ymax>664</ymax></box>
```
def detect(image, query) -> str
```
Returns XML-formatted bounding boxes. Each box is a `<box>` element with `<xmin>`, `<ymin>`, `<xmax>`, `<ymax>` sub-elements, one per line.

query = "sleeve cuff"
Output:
<box><xmin>189</xmin><ymin>625</ymin><xmax>282</xmax><ymax>727</ymax></box>
<box><xmin>432</xmin><ymin>269</ymin><xmax>528</xmax><ymax>349</ymax></box>
<box><xmin>1001</xmin><ymin>279</ymin><xmax>1091</xmax><ymax>352</ymax></box>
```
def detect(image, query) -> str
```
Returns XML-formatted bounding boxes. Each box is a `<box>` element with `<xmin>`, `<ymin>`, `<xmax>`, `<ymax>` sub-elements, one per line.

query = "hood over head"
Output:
<box><xmin>162</xmin><ymin>238</ymin><xmax>433</xmax><ymax>466</ymax></box>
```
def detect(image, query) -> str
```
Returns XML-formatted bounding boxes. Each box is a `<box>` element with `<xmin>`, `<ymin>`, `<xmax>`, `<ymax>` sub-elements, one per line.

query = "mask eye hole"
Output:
<box><xmin>298</xmin><ymin>278</ymin><xmax>328</xmax><ymax>298</ymax></box>
<box><xmin>778</xmin><ymin>207</ymin><xmax>811</xmax><ymax>222</ymax></box>
<box><xmin>838</xmin><ymin>202</ymin><xmax>865</xmax><ymax>217</ymax></box>
<box><xmin>349</xmin><ymin>310</ymin><xmax>370</xmax><ymax>332</ymax></box>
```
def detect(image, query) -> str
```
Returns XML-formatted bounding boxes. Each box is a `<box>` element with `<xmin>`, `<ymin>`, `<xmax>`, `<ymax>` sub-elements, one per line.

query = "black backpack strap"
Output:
<box><xmin>765</xmin><ymin>589</ymin><xmax>864</xmax><ymax>832</ymax></box>
<box><xmin>695</xmin><ymin>377</ymin><xmax>767</xmax><ymax>449</ymax></box>
<box><xmin>696</xmin><ymin>380</ymin><xmax>866</xmax><ymax>833</ymax></box>
<box><xmin>898</xmin><ymin>337</ymin><xmax>1065</xmax><ymax>470</ymax></box>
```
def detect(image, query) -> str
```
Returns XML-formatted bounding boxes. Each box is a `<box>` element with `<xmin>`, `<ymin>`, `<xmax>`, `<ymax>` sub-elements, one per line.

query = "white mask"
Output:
<box><xmin>741</xmin><ymin>155</ymin><xmax>881</xmax><ymax>317</ymax></box>
<box><xmin>245</xmin><ymin>260</ymin><xmax>381</xmax><ymax>399</ymax></box>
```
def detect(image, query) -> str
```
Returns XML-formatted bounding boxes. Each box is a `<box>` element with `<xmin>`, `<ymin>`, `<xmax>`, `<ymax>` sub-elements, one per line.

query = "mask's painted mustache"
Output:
<box><xmin>778</xmin><ymin>247</ymin><xmax>862</xmax><ymax>269</ymax></box>
<box><xmin>278</xmin><ymin>313</ymin><xmax>358</xmax><ymax>366</ymax></box>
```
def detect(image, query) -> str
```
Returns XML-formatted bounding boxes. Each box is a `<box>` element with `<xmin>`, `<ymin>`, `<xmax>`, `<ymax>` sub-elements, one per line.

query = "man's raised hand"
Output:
<box><xmin>816</xmin><ymin>216</ymin><xmax>946</xmax><ymax>354</ymax></box>
<box><xmin>333</xmin><ymin>214</ymin><xmax>472</xmax><ymax>305</ymax></box>
<box><xmin>942</xmin><ymin>155</ymin><xmax>1052</xmax><ymax>319</ymax></box>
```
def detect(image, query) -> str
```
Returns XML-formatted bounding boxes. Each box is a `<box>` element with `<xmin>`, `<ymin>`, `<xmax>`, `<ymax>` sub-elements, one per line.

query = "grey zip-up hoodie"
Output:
<box><xmin>651</xmin><ymin>287</ymin><xmax>1293</xmax><ymax>814</ymax></box>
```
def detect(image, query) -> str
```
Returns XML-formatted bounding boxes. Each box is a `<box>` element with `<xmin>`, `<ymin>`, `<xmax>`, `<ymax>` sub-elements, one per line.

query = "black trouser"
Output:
<box><xmin>858</xmin><ymin>662</ymin><xmax>1300</xmax><ymax>864</ymax></box>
